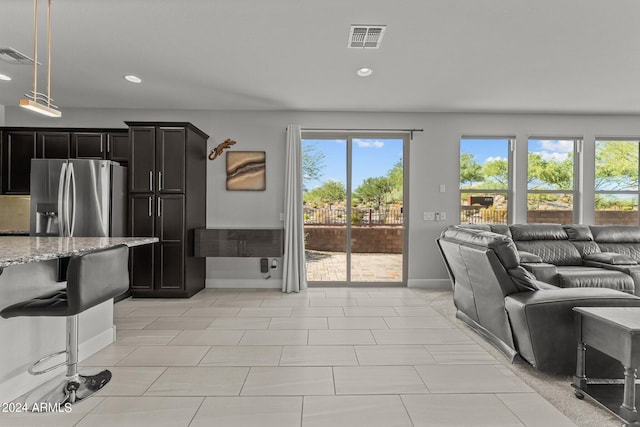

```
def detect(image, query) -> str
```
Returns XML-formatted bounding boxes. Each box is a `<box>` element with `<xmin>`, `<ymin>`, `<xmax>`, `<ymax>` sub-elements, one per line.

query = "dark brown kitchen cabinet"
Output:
<box><xmin>72</xmin><ymin>131</ymin><xmax>129</xmax><ymax>162</ymax></box>
<box><xmin>1</xmin><ymin>131</ymin><xmax>36</xmax><ymax>194</ymax></box>
<box><xmin>37</xmin><ymin>132</ymin><xmax>71</xmax><ymax>159</ymax></box>
<box><xmin>126</xmin><ymin>122</ymin><xmax>207</xmax><ymax>297</ymax></box>
<box><xmin>0</xmin><ymin>127</ymin><xmax>129</xmax><ymax>195</ymax></box>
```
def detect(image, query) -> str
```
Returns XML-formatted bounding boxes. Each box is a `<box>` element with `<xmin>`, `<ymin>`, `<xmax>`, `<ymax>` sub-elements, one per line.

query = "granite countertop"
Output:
<box><xmin>0</xmin><ymin>236</ymin><xmax>158</xmax><ymax>268</ymax></box>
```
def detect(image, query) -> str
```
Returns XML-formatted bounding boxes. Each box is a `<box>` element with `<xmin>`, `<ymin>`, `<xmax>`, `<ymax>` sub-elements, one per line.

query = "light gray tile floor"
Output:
<box><xmin>2</xmin><ymin>287</ymin><xmax>595</xmax><ymax>426</ymax></box>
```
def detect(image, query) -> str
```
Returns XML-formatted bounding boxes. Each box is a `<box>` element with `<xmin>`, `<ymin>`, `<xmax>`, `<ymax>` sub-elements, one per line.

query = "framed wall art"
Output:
<box><xmin>226</xmin><ymin>151</ymin><xmax>266</xmax><ymax>191</ymax></box>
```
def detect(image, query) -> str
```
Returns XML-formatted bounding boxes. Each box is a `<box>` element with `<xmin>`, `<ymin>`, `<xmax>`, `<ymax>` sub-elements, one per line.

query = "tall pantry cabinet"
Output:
<box><xmin>126</xmin><ymin>122</ymin><xmax>208</xmax><ymax>297</ymax></box>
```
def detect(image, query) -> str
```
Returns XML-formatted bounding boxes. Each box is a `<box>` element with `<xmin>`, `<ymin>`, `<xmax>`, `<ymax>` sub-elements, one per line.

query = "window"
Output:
<box><xmin>527</xmin><ymin>138</ymin><xmax>579</xmax><ymax>224</ymax></box>
<box><xmin>595</xmin><ymin>139</ymin><xmax>639</xmax><ymax>225</ymax></box>
<box><xmin>459</xmin><ymin>138</ymin><xmax>512</xmax><ymax>224</ymax></box>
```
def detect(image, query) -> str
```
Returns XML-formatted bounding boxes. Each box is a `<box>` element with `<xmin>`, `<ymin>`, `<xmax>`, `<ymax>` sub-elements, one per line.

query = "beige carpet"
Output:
<box><xmin>429</xmin><ymin>291</ymin><xmax>621</xmax><ymax>427</ymax></box>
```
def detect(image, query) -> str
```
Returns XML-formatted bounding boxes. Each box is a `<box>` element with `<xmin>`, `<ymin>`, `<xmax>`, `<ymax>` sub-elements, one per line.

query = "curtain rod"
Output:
<box><xmin>297</xmin><ymin>128</ymin><xmax>424</xmax><ymax>139</ymax></box>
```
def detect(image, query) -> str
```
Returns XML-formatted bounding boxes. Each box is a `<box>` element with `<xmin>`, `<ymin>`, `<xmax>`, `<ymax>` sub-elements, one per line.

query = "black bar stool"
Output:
<box><xmin>1</xmin><ymin>244</ymin><xmax>130</xmax><ymax>409</ymax></box>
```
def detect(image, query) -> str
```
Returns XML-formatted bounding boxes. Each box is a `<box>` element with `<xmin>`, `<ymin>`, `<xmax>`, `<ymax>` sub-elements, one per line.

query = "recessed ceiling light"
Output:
<box><xmin>357</xmin><ymin>67</ymin><xmax>373</xmax><ymax>77</ymax></box>
<box><xmin>0</xmin><ymin>73</ymin><xmax>11</xmax><ymax>81</ymax></box>
<box><xmin>124</xmin><ymin>75</ymin><xmax>142</xmax><ymax>83</ymax></box>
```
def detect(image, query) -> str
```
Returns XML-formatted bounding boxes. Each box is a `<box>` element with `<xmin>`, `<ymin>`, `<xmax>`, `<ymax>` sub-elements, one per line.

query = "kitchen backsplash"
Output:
<box><xmin>0</xmin><ymin>196</ymin><xmax>30</xmax><ymax>232</ymax></box>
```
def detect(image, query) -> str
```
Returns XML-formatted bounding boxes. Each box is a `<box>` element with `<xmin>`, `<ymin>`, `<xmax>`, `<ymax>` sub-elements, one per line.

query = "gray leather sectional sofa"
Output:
<box><xmin>471</xmin><ymin>224</ymin><xmax>640</xmax><ymax>294</ymax></box>
<box><xmin>437</xmin><ymin>224</ymin><xmax>640</xmax><ymax>375</ymax></box>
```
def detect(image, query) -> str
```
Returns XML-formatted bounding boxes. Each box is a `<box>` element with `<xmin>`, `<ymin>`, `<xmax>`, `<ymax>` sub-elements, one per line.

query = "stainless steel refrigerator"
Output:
<box><xmin>30</xmin><ymin>159</ymin><xmax>127</xmax><ymax>237</ymax></box>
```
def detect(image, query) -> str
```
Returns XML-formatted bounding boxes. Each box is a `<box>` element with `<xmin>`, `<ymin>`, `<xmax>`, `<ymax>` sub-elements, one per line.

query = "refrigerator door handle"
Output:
<box><xmin>63</xmin><ymin>162</ymin><xmax>73</xmax><ymax>236</ymax></box>
<box><xmin>57</xmin><ymin>162</ymin><xmax>68</xmax><ymax>236</ymax></box>
<box><xmin>68</xmin><ymin>163</ymin><xmax>77</xmax><ymax>236</ymax></box>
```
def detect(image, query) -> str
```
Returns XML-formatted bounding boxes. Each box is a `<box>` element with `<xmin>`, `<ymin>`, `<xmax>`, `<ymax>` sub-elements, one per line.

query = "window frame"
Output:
<box><xmin>594</xmin><ymin>138</ymin><xmax>640</xmax><ymax>226</ymax></box>
<box><xmin>459</xmin><ymin>136</ymin><xmax>515</xmax><ymax>225</ymax></box>
<box><xmin>526</xmin><ymin>137</ymin><xmax>582</xmax><ymax>224</ymax></box>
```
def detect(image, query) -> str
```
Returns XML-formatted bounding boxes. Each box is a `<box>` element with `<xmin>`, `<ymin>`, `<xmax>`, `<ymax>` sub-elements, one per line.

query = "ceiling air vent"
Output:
<box><xmin>0</xmin><ymin>47</ymin><xmax>36</xmax><ymax>65</ymax></box>
<box><xmin>348</xmin><ymin>25</ymin><xmax>387</xmax><ymax>49</ymax></box>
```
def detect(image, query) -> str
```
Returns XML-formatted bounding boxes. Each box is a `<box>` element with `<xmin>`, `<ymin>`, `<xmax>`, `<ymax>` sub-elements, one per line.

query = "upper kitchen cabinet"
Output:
<box><xmin>1</xmin><ymin>131</ymin><xmax>36</xmax><ymax>194</ymax></box>
<box><xmin>72</xmin><ymin>130</ymin><xmax>129</xmax><ymax>162</ymax></box>
<box><xmin>0</xmin><ymin>127</ymin><xmax>129</xmax><ymax>195</ymax></box>
<box><xmin>37</xmin><ymin>132</ymin><xmax>71</xmax><ymax>159</ymax></box>
<box><xmin>128</xmin><ymin>125</ymin><xmax>188</xmax><ymax>193</ymax></box>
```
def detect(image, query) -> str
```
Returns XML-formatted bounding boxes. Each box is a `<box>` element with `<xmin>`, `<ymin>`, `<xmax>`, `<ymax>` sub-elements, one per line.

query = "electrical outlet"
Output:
<box><xmin>439</xmin><ymin>184</ymin><xmax>446</xmax><ymax>193</ymax></box>
<box><xmin>423</xmin><ymin>211</ymin><xmax>435</xmax><ymax>221</ymax></box>
<box><xmin>260</xmin><ymin>258</ymin><xmax>269</xmax><ymax>273</ymax></box>
<box><xmin>440</xmin><ymin>211</ymin><xmax>447</xmax><ymax>221</ymax></box>
<box><xmin>279</xmin><ymin>213</ymin><xmax>284</xmax><ymax>221</ymax></box>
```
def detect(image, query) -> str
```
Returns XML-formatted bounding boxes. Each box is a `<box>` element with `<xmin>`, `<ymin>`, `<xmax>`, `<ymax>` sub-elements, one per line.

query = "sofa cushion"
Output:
<box><xmin>584</xmin><ymin>252</ymin><xmax>638</xmax><ymax>265</ymax></box>
<box><xmin>514</xmin><ymin>240</ymin><xmax>583</xmax><ymax>266</ymax></box>
<box><xmin>555</xmin><ymin>266</ymin><xmax>635</xmax><ymax>293</ymax></box>
<box><xmin>591</xmin><ymin>225</ymin><xmax>640</xmax><ymax>243</ymax></box>
<box><xmin>510</xmin><ymin>224</ymin><xmax>568</xmax><ymax>241</ymax></box>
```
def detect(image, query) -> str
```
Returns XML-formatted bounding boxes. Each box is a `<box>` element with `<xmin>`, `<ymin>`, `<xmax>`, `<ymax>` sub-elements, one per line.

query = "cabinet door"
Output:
<box><xmin>2</xmin><ymin>131</ymin><xmax>36</xmax><ymax>194</ymax></box>
<box><xmin>129</xmin><ymin>194</ymin><xmax>155</xmax><ymax>291</ymax></box>
<box><xmin>155</xmin><ymin>194</ymin><xmax>184</xmax><ymax>290</ymax></box>
<box><xmin>37</xmin><ymin>132</ymin><xmax>70</xmax><ymax>159</ymax></box>
<box><xmin>129</xmin><ymin>127</ymin><xmax>156</xmax><ymax>192</ymax></box>
<box><xmin>156</xmin><ymin>127</ymin><xmax>185</xmax><ymax>193</ymax></box>
<box><xmin>72</xmin><ymin>132</ymin><xmax>104</xmax><ymax>159</ymax></box>
<box><xmin>107</xmin><ymin>132</ymin><xmax>129</xmax><ymax>162</ymax></box>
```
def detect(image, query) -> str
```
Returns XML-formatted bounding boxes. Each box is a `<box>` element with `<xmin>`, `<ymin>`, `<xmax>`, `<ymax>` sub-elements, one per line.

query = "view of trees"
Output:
<box><xmin>460</xmin><ymin>140</ymin><xmax>640</xmax><ymax>211</ymax></box>
<box><xmin>302</xmin><ymin>143</ymin><xmax>402</xmax><ymax>209</ymax></box>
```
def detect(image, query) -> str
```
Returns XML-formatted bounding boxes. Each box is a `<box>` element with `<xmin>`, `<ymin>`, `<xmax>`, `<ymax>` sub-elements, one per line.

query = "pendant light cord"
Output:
<box><xmin>47</xmin><ymin>0</ymin><xmax>51</xmax><ymax>107</ymax></box>
<box><xmin>32</xmin><ymin>0</ymin><xmax>38</xmax><ymax>100</ymax></box>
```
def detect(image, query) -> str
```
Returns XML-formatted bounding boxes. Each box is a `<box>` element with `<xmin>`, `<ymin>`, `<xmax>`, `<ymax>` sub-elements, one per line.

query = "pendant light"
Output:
<box><xmin>19</xmin><ymin>0</ymin><xmax>61</xmax><ymax>118</ymax></box>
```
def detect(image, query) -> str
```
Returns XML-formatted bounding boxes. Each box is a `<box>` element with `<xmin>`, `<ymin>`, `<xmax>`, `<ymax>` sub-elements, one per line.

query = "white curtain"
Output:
<box><xmin>282</xmin><ymin>124</ymin><xmax>308</xmax><ymax>293</ymax></box>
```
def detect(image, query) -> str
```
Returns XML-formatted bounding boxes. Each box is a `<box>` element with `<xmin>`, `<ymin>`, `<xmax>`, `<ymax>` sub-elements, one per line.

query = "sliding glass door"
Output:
<box><xmin>302</xmin><ymin>133</ymin><xmax>408</xmax><ymax>285</ymax></box>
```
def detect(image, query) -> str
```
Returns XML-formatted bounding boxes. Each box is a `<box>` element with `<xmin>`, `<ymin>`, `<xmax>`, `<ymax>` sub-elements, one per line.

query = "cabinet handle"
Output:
<box><xmin>157</xmin><ymin>197</ymin><xmax>162</xmax><ymax>217</ymax></box>
<box><xmin>106</xmin><ymin>138</ymin><xmax>110</xmax><ymax>153</ymax></box>
<box><xmin>148</xmin><ymin>196</ymin><xmax>153</xmax><ymax>217</ymax></box>
<box><xmin>100</xmin><ymin>139</ymin><xmax>104</xmax><ymax>154</ymax></box>
<box><xmin>149</xmin><ymin>171</ymin><xmax>153</xmax><ymax>191</ymax></box>
<box><xmin>158</xmin><ymin>171</ymin><xmax>163</xmax><ymax>191</ymax></box>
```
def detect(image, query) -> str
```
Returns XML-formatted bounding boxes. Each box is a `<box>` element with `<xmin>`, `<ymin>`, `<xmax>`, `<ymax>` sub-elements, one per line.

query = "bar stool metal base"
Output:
<box><xmin>25</xmin><ymin>369</ymin><xmax>112</xmax><ymax>411</ymax></box>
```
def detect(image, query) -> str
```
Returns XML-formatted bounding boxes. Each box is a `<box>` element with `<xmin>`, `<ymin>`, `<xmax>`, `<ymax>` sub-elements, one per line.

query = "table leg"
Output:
<box><xmin>620</xmin><ymin>366</ymin><xmax>638</xmax><ymax>423</ymax></box>
<box><xmin>572</xmin><ymin>314</ymin><xmax>587</xmax><ymax>390</ymax></box>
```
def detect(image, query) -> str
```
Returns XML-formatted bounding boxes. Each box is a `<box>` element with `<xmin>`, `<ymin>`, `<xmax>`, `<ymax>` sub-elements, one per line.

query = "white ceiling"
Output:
<box><xmin>1</xmin><ymin>0</ymin><xmax>640</xmax><ymax>114</ymax></box>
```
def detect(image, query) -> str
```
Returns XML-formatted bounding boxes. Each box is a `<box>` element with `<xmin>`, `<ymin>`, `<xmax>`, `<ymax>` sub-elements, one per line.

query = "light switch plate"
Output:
<box><xmin>423</xmin><ymin>211</ymin><xmax>435</xmax><ymax>221</ymax></box>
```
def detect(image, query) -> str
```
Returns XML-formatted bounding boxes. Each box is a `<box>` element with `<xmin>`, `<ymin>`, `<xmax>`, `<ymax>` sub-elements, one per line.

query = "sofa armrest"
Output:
<box><xmin>521</xmin><ymin>262</ymin><xmax>558</xmax><ymax>285</ymax></box>
<box><xmin>584</xmin><ymin>252</ymin><xmax>637</xmax><ymax>265</ymax></box>
<box><xmin>505</xmin><ymin>288</ymin><xmax>640</xmax><ymax>375</ymax></box>
<box><xmin>519</xmin><ymin>251</ymin><xmax>542</xmax><ymax>263</ymax></box>
<box><xmin>582</xmin><ymin>261</ymin><xmax>640</xmax><ymax>296</ymax></box>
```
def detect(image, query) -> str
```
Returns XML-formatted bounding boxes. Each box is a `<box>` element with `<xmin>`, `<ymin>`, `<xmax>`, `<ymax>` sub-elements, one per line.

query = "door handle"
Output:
<box><xmin>157</xmin><ymin>197</ymin><xmax>162</xmax><ymax>217</ymax></box>
<box><xmin>57</xmin><ymin>163</ymin><xmax>67</xmax><ymax>236</ymax></box>
<box><xmin>149</xmin><ymin>171</ymin><xmax>153</xmax><ymax>191</ymax></box>
<box><xmin>68</xmin><ymin>163</ymin><xmax>77</xmax><ymax>237</ymax></box>
<box><xmin>158</xmin><ymin>171</ymin><xmax>163</xmax><ymax>191</ymax></box>
<box><xmin>148</xmin><ymin>196</ymin><xmax>153</xmax><ymax>217</ymax></box>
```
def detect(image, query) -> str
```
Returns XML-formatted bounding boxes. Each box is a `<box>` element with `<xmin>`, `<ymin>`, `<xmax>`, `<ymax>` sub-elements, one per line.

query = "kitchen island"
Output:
<box><xmin>0</xmin><ymin>236</ymin><xmax>157</xmax><ymax>403</ymax></box>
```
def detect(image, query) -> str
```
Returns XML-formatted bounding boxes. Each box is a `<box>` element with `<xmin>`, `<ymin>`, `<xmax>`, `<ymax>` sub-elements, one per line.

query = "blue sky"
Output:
<box><xmin>302</xmin><ymin>138</ymin><xmax>403</xmax><ymax>190</ymax></box>
<box><xmin>460</xmin><ymin>138</ymin><xmax>574</xmax><ymax>164</ymax></box>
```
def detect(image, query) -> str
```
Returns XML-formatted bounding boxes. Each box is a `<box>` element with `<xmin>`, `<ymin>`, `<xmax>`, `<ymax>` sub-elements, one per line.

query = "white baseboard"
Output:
<box><xmin>408</xmin><ymin>279</ymin><xmax>451</xmax><ymax>290</ymax></box>
<box><xmin>206</xmin><ymin>279</ymin><xmax>283</xmax><ymax>289</ymax></box>
<box><xmin>0</xmin><ymin>326</ymin><xmax>115</xmax><ymax>404</ymax></box>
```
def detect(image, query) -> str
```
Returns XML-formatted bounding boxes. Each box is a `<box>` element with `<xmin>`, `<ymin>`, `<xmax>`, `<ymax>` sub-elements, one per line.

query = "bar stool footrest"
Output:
<box><xmin>25</xmin><ymin>369</ymin><xmax>112</xmax><ymax>411</ymax></box>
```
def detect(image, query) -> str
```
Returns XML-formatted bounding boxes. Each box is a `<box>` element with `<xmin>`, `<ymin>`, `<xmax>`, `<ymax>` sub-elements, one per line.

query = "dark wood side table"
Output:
<box><xmin>572</xmin><ymin>307</ymin><xmax>640</xmax><ymax>426</ymax></box>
